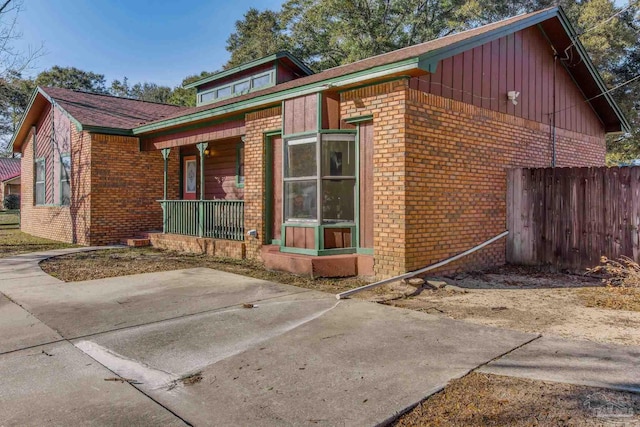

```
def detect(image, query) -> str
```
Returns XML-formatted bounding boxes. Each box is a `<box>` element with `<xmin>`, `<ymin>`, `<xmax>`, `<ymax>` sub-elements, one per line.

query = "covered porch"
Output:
<box><xmin>155</xmin><ymin>136</ymin><xmax>246</xmax><ymax>256</ymax></box>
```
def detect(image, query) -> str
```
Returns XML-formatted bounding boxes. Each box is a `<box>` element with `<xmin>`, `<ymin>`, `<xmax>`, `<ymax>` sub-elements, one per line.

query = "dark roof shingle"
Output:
<box><xmin>41</xmin><ymin>87</ymin><xmax>187</xmax><ymax>130</ymax></box>
<box><xmin>0</xmin><ymin>158</ymin><xmax>20</xmax><ymax>182</ymax></box>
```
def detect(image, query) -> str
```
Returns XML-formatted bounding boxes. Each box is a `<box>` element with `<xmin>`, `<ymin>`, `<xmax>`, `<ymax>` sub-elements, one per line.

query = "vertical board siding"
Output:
<box><xmin>507</xmin><ymin>167</ymin><xmax>640</xmax><ymax>271</ymax></box>
<box><xmin>180</xmin><ymin>139</ymin><xmax>244</xmax><ymax>201</ymax></box>
<box><xmin>283</xmin><ymin>93</ymin><xmax>318</xmax><ymax>135</ymax></box>
<box><xmin>411</xmin><ymin>26</ymin><xmax>605</xmax><ymax>137</ymax></box>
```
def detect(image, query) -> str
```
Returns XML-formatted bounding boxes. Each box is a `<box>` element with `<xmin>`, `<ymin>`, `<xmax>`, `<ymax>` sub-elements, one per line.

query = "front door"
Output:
<box><xmin>183</xmin><ymin>155</ymin><xmax>197</xmax><ymax>200</ymax></box>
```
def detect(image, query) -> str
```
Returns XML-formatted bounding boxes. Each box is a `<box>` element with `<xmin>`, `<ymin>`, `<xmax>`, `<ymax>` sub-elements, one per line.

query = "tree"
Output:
<box><xmin>168</xmin><ymin>71</ymin><xmax>216</xmax><ymax>107</ymax></box>
<box><xmin>225</xmin><ymin>8</ymin><xmax>292</xmax><ymax>69</ymax></box>
<box><xmin>35</xmin><ymin>66</ymin><xmax>108</xmax><ymax>93</ymax></box>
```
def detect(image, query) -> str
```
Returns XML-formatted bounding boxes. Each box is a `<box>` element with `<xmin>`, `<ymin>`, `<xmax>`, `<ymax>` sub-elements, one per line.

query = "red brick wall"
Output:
<box><xmin>89</xmin><ymin>133</ymin><xmax>179</xmax><ymax>245</ymax></box>
<box><xmin>21</xmin><ymin>121</ymin><xmax>92</xmax><ymax>244</ymax></box>
<box><xmin>340</xmin><ymin>79</ymin><xmax>606</xmax><ymax>277</ymax></box>
<box><xmin>404</xmin><ymin>88</ymin><xmax>604</xmax><ymax>274</ymax></box>
<box><xmin>244</xmin><ymin>106</ymin><xmax>282</xmax><ymax>260</ymax></box>
<box><xmin>341</xmin><ymin>80</ymin><xmax>410</xmax><ymax>277</ymax></box>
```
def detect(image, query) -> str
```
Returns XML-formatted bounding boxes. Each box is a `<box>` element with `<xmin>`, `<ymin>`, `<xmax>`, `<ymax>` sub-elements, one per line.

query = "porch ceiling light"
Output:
<box><xmin>204</xmin><ymin>149</ymin><xmax>211</xmax><ymax>157</ymax></box>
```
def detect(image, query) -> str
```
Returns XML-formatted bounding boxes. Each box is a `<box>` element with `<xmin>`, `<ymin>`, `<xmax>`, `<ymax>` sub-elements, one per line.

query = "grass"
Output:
<box><xmin>40</xmin><ymin>247</ymin><xmax>368</xmax><ymax>293</ymax></box>
<box><xmin>0</xmin><ymin>229</ymin><xmax>76</xmax><ymax>258</ymax></box>
<box><xmin>578</xmin><ymin>286</ymin><xmax>640</xmax><ymax>312</ymax></box>
<box><xmin>394</xmin><ymin>372</ymin><xmax>640</xmax><ymax>426</ymax></box>
<box><xmin>0</xmin><ymin>211</ymin><xmax>20</xmax><ymax>228</ymax></box>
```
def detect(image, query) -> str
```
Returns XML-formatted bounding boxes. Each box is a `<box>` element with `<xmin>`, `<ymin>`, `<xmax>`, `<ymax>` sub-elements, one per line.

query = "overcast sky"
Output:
<box><xmin>13</xmin><ymin>0</ymin><xmax>284</xmax><ymax>88</ymax></box>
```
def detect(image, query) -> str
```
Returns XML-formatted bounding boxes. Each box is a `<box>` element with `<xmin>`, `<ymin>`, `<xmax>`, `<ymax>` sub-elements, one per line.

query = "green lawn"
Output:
<box><xmin>0</xmin><ymin>229</ymin><xmax>76</xmax><ymax>258</ymax></box>
<box><xmin>0</xmin><ymin>211</ymin><xmax>20</xmax><ymax>228</ymax></box>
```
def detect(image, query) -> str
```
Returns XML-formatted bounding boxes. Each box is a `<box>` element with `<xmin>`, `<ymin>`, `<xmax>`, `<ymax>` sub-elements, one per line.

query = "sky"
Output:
<box><xmin>13</xmin><ymin>0</ymin><xmax>285</xmax><ymax>88</ymax></box>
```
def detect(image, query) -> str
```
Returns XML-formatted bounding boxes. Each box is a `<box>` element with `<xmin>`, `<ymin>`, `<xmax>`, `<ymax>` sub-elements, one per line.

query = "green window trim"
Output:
<box><xmin>236</xmin><ymin>142</ymin><xmax>245</xmax><ymax>188</ymax></box>
<box><xmin>60</xmin><ymin>153</ymin><xmax>71</xmax><ymax>206</ymax></box>
<box><xmin>197</xmin><ymin>69</ymin><xmax>275</xmax><ymax>106</ymax></box>
<box><xmin>34</xmin><ymin>157</ymin><xmax>46</xmax><ymax>206</ymax></box>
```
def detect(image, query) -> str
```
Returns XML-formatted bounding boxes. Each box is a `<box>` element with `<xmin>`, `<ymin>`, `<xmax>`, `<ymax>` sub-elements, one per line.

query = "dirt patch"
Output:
<box><xmin>381</xmin><ymin>266</ymin><xmax>640</xmax><ymax>346</ymax></box>
<box><xmin>181</xmin><ymin>372</ymin><xmax>203</xmax><ymax>386</ymax></box>
<box><xmin>394</xmin><ymin>372</ymin><xmax>640</xmax><ymax>426</ymax></box>
<box><xmin>39</xmin><ymin>247</ymin><xmax>367</xmax><ymax>294</ymax></box>
<box><xmin>0</xmin><ymin>229</ymin><xmax>76</xmax><ymax>258</ymax></box>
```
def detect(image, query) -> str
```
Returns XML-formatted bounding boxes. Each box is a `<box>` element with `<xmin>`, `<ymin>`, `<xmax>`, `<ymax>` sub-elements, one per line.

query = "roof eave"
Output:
<box><xmin>134</xmin><ymin>57</ymin><xmax>421</xmax><ymax>135</ymax></box>
<box><xmin>184</xmin><ymin>51</ymin><xmax>314</xmax><ymax>90</ymax></box>
<box><xmin>554</xmin><ymin>8</ymin><xmax>630</xmax><ymax>133</ymax></box>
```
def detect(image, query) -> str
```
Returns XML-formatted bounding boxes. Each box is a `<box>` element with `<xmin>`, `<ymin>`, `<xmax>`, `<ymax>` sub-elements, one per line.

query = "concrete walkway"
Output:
<box><xmin>0</xmin><ymin>248</ymin><xmax>638</xmax><ymax>426</ymax></box>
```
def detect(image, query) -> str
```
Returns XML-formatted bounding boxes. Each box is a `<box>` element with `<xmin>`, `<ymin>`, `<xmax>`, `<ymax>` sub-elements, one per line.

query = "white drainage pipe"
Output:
<box><xmin>336</xmin><ymin>231</ymin><xmax>509</xmax><ymax>300</ymax></box>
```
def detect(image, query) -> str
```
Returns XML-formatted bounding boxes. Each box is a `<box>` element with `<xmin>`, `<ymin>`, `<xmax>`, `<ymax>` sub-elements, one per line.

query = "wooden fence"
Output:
<box><xmin>507</xmin><ymin>167</ymin><xmax>640</xmax><ymax>271</ymax></box>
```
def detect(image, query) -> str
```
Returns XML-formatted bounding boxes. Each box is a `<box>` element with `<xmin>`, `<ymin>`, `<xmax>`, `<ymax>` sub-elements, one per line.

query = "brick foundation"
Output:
<box><xmin>148</xmin><ymin>233</ymin><xmax>246</xmax><ymax>259</ymax></box>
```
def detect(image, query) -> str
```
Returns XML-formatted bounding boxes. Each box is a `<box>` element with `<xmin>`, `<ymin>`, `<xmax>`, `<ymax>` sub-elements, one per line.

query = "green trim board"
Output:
<box><xmin>184</xmin><ymin>51</ymin><xmax>314</xmax><ymax>89</ymax></box>
<box><xmin>345</xmin><ymin>115</ymin><xmax>374</xmax><ymax>124</ymax></box>
<box><xmin>235</xmin><ymin>142</ymin><xmax>245</xmax><ymax>188</ymax></box>
<box><xmin>133</xmin><ymin>58</ymin><xmax>420</xmax><ymax>135</ymax></box>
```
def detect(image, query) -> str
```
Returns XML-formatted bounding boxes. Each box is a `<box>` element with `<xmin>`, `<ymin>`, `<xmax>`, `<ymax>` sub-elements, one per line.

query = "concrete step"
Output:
<box><xmin>121</xmin><ymin>238</ymin><xmax>151</xmax><ymax>247</ymax></box>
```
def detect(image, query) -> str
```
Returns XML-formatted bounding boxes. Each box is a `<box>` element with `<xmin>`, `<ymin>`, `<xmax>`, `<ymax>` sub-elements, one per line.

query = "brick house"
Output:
<box><xmin>11</xmin><ymin>7</ymin><xmax>628</xmax><ymax>278</ymax></box>
<box><xmin>0</xmin><ymin>158</ymin><xmax>21</xmax><ymax>208</ymax></box>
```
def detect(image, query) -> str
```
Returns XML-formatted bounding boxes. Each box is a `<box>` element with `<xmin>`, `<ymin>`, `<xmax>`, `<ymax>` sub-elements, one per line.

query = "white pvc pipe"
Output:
<box><xmin>335</xmin><ymin>231</ymin><xmax>509</xmax><ymax>300</ymax></box>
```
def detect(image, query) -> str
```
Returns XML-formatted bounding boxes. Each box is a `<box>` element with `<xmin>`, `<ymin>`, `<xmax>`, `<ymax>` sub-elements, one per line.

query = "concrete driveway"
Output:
<box><xmin>1</xmin><ymin>249</ymin><xmax>636</xmax><ymax>426</ymax></box>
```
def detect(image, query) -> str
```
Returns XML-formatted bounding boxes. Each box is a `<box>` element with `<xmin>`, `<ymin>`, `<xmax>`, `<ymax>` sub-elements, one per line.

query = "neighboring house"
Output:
<box><xmin>0</xmin><ymin>158</ymin><xmax>21</xmax><ymax>208</ymax></box>
<box><xmin>10</xmin><ymin>7</ymin><xmax>628</xmax><ymax>278</ymax></box>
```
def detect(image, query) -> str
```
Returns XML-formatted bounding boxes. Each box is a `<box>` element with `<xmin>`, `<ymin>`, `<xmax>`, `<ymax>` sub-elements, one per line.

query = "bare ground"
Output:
<box><xmin>394</xmin><ymin>372</ymin><xmax>640</xmax><ymax>426</ymax></box>
<box><xmin>376</xmin><ymin>266</ymin><xmax>640</xmax><ymax>346</ymax></box>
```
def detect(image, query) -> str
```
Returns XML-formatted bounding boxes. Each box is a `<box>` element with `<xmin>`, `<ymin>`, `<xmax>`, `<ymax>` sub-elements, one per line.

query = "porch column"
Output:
<box><xmin>196</xmin><ymin>142</ymin><xmax>208</xmax><ymax>237</ymax></box>
<box><xmin>196</xmin><ymin>142</ymin><xmax>208</xmax><ymax>200</ymax></box>
<box><xmin>161</xmin><ymin>148</ymin><xmax>171</xmax><ymax>200</ymax></box>
<box><xmin>160</xmin><ymin>148</ymin><xmax>171</xmax><ymax>234</ymax></box>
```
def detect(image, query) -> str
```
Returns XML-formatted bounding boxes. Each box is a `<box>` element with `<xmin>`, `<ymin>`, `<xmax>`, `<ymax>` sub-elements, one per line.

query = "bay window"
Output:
<box><xmin>283</xmin><ymin>132</ymin><xmax>356</xmax><ymax>224</ymax></box>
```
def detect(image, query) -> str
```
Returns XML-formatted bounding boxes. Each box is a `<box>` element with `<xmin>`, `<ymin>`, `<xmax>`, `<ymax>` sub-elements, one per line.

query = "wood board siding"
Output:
<box><xmin>180</xmin><ymin>139</ymin><xmax>244</xmax><ymax>201</ymax></box>
<box><xmin>507</xmin><ymin>167</ymin><xmax>640</xmax><ymax>271</ymax></box>
<box><xmin>285</xmin><ymin>226</ymin><xmax>315</xmax><ymax>249</ymax></box>
<box><xmin>410</xmin><ymin>26</ymin><xmax>605</xmax><ymax>137</ymax></box>
<box><xmin>283</xmin><ymin>93</ymin><xmax>318</xmax><ymax>135</ymax></box>
<box><xmin>324</xmin><ymin>228</ymin><xmax>352</xmax><ymax>249</ymax></box>
<box><xmin>34</xmin><ymin>104</ymin><xmax>72</xmax><ymax>205</ymax></box>
<box><xmin>359</xmin><ymin>120</ymin><xmax>374</xmax><ymax>249</ymax></box>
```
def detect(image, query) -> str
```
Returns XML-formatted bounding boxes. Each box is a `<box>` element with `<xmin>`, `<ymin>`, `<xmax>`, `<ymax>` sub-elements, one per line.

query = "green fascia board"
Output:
<box><xmin>416</xmin><ymin>8</ymin><xmax>560</xmax><ymax>73</ymax></box>
<box><xmin>9</xmin><ymin>86</ymin><xmax>84</xmax><ymax>152</ymax></box>
<box><xmin>184</xmin><ymin>51</ymin><xmax>314</xmax><ymax>90</ymax></box>
<box><xmin>554</xmin><ymin>8</ymin><xmax>630</xmax><ymax>132</ymax></box>
<box><xmin>8</xmin><ymin>87</ymin><xmax>39</xmax><ymax>152</ymax></box>
<box><xmin>416</xmin><ymin>6</ymin><xmax>629</xmax><ymax>132</ymax></box>
<box><xmin>83</xmin><ymin>125</ymin><xmax>133</xmax><ymax>136</ymax></box>
<box><xmin>133</xmin><ymin>57</ymin><xmax>420</xmax><ymax>135</ymax></box>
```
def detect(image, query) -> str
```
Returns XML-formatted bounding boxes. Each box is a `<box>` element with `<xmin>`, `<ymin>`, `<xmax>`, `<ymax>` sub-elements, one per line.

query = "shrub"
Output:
<box><xmin>3</xmin><ymin>194</ymin><xmax>19</xmax><ymax>210</ymax></box>
<box><xmin>588</xmin><ymin>256</ymin><xmax>640</xmax><ymax>288</ymax></box>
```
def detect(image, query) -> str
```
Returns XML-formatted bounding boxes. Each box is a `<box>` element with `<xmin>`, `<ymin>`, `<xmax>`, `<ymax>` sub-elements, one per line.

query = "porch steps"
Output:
<box><xmin>121</xmin><ymin>238</ymin><xmax>151</xmax><ymax>247</ymax></box>
<box><xmin>261</xmin><ymin>245</ymin><xmax>374</xmax><ymax>278</ymax></box>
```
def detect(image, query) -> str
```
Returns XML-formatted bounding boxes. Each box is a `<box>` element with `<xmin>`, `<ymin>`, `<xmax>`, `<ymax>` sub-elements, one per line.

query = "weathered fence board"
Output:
<box><xmin>507</xmin><ymin>167</ymin><xmax>640</xmax><ymax>271</ymax></box>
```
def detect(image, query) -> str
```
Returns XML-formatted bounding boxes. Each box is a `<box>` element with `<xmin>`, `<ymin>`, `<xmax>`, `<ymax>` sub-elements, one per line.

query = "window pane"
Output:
<box><xmin>284</xmin><ymin>180</ymin><xmax>317</xmax><ymax>221</ymax></box>
<box><xmin>61</xmin><ymin>182</ymin><xmax>70</xmax><ymax>206</ymax></box>
<box><xmin>217</xmin><ymin>86</ymin><xmax>231</xmax><ymax>98</ymax></box>
<box><xmin>200</xmin><ymin>91</ymin><xmax>215</xmax><ymax>103</ymax></box>
<box><xmin>36</xmin><ymin>160</ymin><xmax>45</xmax><ymax>181</ymax></box>
<box><xmin>322</xmin><ymin>179</ymin><xmax>355</xmax><ymax>222</ymax></box>
<box><xmin>322</xmin><ymin>138</ymin><xmax>355</xmax><ymax>177</ymax></box>
<box><xmin>35</xmin><ymin>183</ymin><xmax>45</xmax><ymax>205</ymax></box>
<box><xmin>234</xmin><ymin>80</ymin><xmax>250</xmax><ymax>94</ymax></box>
<box><xmin>61</xmin><ymin>155</ymin><xmax>71</xmax><ymax>180</ymax></box>
<box><xmin>285</xmin><ymin>137</ymin><xmax>316</xmax><ymax>178</ymax></box>
<box><xmin>252</xmin><ymin>73</ymin><xmax>271</xmax><ymax>89</ymax></box>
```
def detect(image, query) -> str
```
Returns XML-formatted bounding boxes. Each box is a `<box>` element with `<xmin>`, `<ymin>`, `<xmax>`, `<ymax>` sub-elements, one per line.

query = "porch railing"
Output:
<box><xmin>159</xmin><ymin>200</ymin><xmax>244</xmax><ymax>241</ymax></box>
